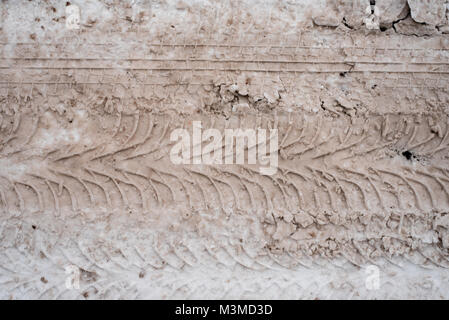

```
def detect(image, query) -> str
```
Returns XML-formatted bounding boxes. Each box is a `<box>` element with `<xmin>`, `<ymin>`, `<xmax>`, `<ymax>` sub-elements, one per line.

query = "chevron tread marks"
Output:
<box><xmin>1</xmin><ymin>108</ymin><xmax>448</xmax><ymax>281</ymax></box>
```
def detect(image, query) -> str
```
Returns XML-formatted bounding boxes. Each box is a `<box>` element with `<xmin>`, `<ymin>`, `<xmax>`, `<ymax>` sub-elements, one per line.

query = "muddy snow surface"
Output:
<box><xmin>1</xmin><ymin>0</ymin><xmax>449</xmax><ymax>299</ymax></box>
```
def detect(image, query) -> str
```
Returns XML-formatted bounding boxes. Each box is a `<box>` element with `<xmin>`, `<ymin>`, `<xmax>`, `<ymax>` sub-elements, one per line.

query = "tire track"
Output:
<box><xmin>1</xmin><ymin>23</ymin><xmax>449</xmax><ymax>298</ymax></box>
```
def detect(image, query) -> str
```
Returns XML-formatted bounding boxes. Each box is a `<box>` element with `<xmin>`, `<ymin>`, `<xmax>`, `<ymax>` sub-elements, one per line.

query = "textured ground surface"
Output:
<box><xmin>1</xmin><ymin>0</ymin><xmax>449</xmax><ymax>299</ymax></box>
